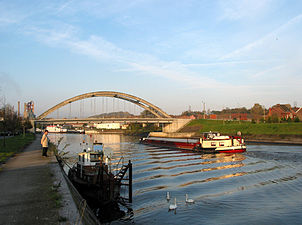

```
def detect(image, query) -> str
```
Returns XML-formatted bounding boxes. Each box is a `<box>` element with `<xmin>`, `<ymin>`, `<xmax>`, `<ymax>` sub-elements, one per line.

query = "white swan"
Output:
<box><xmin>169</xmin><ymin>197</ymin><xmax>177</xmax><ymax>210</ymax></box>
<box><xmin>185</xmin><ymin>194</ymin><xmax>194</xmax><ymax>204</ymax></box>
<box><xmin>166</xmin><ymin>192</ymin><xmax>170</xmax><ymax>201</ymax></box>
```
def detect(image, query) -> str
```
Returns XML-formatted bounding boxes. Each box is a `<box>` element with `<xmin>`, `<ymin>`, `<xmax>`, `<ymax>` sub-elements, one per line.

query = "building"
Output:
<box><xmin>24</xmin><ymin>101</ymin><xmax>36</xmax><ymax>119</ymax></box>
<box><xmin>216</xmin><ymin>113</ymin><xmax>248</xmax><ymax>121</ymax></box>
<box><xmin>296</xmin><ymin>108</ymin><xmax>302</xmax><ymax>121</ymax></box>
<box><xmin>94</xmin><ymin>123</ymin><xmax>128</xmax><ymax>130</ymax></box>
<box><xmin>268</xmin><ymin>104</ymin><xmax>296</xmax><ymax>119</ymax></box>
<box><xmin>231</xmin><ymin>113</ymin><xmax>248</xmax><ymax>121</ymax></box>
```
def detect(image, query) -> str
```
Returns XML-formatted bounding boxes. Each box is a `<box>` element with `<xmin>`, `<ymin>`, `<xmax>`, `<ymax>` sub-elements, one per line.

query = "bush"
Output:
<box><xmin>272</xmin><ymin>116</ymin><xmax>279</xmax><ymax>123</ymax></box>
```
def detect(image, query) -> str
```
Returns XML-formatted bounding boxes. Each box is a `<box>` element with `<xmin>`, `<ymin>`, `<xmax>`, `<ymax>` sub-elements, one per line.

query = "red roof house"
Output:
<box><xmin>268</xmin><ymin>104</ymin><xmax>296</xmax><ymax>119</ymax></box>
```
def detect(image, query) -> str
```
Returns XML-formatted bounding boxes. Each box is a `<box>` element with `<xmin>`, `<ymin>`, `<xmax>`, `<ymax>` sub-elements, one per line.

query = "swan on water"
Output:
<box><xmin>169</xmin><ymin>198</ymin><xmax>177</xmax><ymax>210</ymax></box>
<box><xmin>166</xmin><ymin>192</ymin><xmax>170</xmax><ymax>201</ymax></box>
<box><xmin>185</xmin><ymin>194</ymin><xmax>194</xmax><ymax>204</ymax></box>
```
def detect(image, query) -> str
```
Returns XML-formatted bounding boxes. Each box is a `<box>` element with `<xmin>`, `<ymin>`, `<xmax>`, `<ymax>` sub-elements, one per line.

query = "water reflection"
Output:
<box><xmin>49</xmin><ymin>134</ymin><xmax>302</xmax><ymax>225</ymax></box>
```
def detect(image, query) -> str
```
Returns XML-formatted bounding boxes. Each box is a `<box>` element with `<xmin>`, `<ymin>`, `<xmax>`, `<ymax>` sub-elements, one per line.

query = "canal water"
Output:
<box><xmin>49</xmin><ymin>133</ymin><xmax>302</xmax><ymax>225</ymax></box>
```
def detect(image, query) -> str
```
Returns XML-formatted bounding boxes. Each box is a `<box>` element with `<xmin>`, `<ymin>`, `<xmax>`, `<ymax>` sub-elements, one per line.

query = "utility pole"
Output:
<box><xmin>263</xmin><ymin>105</ymin><xmax>266</xmax><ymax>122</ymax></box>
<box><xmin>202</xmin><ymin>101</ymin><xmax>206</xmax><ymax>119</ymax></box>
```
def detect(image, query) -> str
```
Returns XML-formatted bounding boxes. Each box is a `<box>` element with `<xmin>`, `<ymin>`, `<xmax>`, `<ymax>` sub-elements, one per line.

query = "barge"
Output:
<box><xmin>141</xmin><ymin>131</ymin><xmax>246</xmax><ymax>153</ymax></box>
<box><xmin>67</xmin><ymin>142</ymin><xmax>132</xmax><ymax>209</ymax></box>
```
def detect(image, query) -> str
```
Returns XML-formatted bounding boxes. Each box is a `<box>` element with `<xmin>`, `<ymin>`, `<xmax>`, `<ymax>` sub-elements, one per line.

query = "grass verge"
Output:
<box><xmin>0</xmin><ymin>133</ymin><xmax>36</xmax><ymax>164</ymax></box>
<box><xmin>187</xmin><ymin>119</ymin><xmax>302</xmax><ymax>136</ymax></box>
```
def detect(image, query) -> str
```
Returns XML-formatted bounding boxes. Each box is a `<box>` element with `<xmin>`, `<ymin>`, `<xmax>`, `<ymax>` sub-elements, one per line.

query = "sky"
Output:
<box><xmin>1</xmin><ymin>0</ymin><xmax>302</xmax><ymax>116</ymax></box>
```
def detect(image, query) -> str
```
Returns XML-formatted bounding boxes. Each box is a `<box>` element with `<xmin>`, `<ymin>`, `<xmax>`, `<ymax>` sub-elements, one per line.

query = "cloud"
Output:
<box><xmin>250</xmin><ymin>65</ymin><xmax>285</xmax><ymax>78</ymax></box>
<box><xmin>0</xmin><ymin>72</ymin><xmax>21</xmax><ymax>96</ymax></box>
<box><xmin>0</xmin><ymin>2</ymin><xmax>28</xmax><ymax>26</ymax></box>
<box><xmin>220</xmin><ymin>13</ymin><xmax>302</xmax><ymax>60</ymax></box>
<box><xmin>24</xmin><ymin>23</ymin><xmax>229</xmax><ymax>90</ymax></box>
<box><xmin>219</xmin><ymin>0</ymin><xmax>272</xmax><ymax>21</ymax></box>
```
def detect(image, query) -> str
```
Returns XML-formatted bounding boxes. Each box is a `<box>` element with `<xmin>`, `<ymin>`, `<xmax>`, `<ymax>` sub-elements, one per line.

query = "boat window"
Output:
<box><xmin>90</xmin><ymin>154</ymin><xmax>101</xmax><ymax>162</ymax></box>
<box><xmin>82</xmin><ymin>155</ymin><xmax>85</xmax><ymax>162</ymax></box>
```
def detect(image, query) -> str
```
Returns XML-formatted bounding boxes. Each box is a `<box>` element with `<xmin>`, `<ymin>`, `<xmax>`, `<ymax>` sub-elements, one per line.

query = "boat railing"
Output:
<box><xmin>113</xmin><ymin>157</ymin><xmax>125</xmax><ymax>176</ymax></box>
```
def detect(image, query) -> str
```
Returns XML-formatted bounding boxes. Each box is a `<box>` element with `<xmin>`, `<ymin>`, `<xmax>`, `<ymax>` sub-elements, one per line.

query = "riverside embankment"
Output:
<box><xmin>0</xmin><ymin>135</ymin><xmax>79</xmax><ymax>225</ymax></box>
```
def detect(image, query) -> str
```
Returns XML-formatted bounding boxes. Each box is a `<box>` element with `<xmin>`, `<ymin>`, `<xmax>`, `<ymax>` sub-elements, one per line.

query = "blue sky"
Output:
<box><xmin>1</xmin><ymin>0</ymin><xmax>302</xmax><ymax>116</ymax></box>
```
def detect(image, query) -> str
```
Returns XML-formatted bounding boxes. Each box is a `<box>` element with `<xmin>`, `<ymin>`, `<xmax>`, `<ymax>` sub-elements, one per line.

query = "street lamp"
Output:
<box><xmin>202</xmin><ymin>101</ymin><xmax>206</xmax><ymax>119</ymax></box>
<box><xmin>262</xmin><ymin>105</ymin><xmax>266</xmax><ymax>122</ymax></box>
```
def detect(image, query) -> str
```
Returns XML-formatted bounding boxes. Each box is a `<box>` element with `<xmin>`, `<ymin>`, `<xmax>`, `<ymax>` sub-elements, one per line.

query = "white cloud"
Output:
<box><xmin>24</xmin><ymin>22</ymin><xmax>232</xmax><ymax>90</ymax></box>
<box><xmin>220</xmin><ymin>13</ymin><xmax>302</xmax><ymax>60</ymax></box>
<box><xmin>250</xmin><ymin>65</ymin><xmax>285</xmax><ymax>78</ymax></box>
<box><xmin>219</xmin><ymin>0</ymin><xmax>272</xmax><ymax>21</ymax></box>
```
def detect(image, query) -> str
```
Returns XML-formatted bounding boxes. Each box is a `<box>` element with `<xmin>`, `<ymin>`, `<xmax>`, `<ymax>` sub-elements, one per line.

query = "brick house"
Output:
<box><xmin>216</xmin><ymin>113</ymin><xmax>247</xmax><ymax>121</ymax></box>
<box><xmin>268</xmin><ymin>104</ymin><xmax>296</xmax><ymax>119</ymax></box>
<box><xmin>231</xmin><ymin>113</ymin><xmax>248</xmax><ymax>121</ymax></box>
<box><xmin>296</xmin><ymin>108</ymin><xmax>302</xmax><ymax>121</ymax></box>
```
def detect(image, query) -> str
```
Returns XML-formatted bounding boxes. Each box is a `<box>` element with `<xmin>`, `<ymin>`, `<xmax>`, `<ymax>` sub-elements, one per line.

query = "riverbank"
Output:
<box><xmin>0</xmin><ymin>135</ymin><xmax>79</xmax><ymax>224</ymax></box>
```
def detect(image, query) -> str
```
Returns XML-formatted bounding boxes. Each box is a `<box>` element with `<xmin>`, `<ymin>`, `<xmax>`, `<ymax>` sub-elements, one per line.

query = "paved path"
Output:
<box><xmin>0</xmin><ymin>136</ymin><xmax>59</xmax><ymax>225</ymax></box>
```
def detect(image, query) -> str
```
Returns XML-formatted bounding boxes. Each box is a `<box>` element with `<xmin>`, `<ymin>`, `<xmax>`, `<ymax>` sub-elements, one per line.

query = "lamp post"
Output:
<box><xmin>202</xmin><ymin>101</ymin><xmax>206</xmax><ymax>119</ymax></box>
<box><xmin>262</xmin><ymin>105</ymin><xmax>266</xmax><ymax>122</ymax></box>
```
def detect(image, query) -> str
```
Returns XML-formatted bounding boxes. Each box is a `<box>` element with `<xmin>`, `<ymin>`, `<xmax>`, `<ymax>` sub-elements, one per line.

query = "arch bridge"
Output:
<box><xmin>37</xmin><ymin>91</ymin><xmax>170</xmax><ymax>120</ymax></box>
<box><xmin>35</xmin><ymin>91</ymin><xmax>190</xmax><ymax>133</ymax></box>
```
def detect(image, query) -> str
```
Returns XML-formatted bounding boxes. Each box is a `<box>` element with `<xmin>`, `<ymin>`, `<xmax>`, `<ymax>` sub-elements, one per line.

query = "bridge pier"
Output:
<box><xmin>162</xmin><ymin>119</ymin><xmax>192</xmax><ymax>133</ymax></box>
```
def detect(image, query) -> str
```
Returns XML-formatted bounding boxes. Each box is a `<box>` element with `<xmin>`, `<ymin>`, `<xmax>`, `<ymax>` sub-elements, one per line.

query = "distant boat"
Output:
<box><xmin>141</xmin><ymin>131</ymin><xmax>246</xmax><ymax>154</ymax></box>
<box><xmin>46</xmin><ymin>125</ymin><xmax>67</xmax><ymax>133</ymax></box>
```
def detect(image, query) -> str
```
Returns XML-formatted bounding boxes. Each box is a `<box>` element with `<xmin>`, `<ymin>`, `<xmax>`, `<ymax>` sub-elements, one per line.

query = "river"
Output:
<box><xmin>49</xmin><ymin>133</ymin><xmax>302</xmax><ymax>225</ymax></box>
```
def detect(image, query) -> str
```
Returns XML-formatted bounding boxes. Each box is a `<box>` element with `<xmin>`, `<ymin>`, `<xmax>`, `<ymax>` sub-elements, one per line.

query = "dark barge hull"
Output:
<box><xmin>68</xmin><ymin>171</ymin><xmax>118</xmax><ymax>207</ymax></box>
<box><xmin>142</xmin><ymin>138</ymin><xmax>199</xmax><ymax>150</ymax></box>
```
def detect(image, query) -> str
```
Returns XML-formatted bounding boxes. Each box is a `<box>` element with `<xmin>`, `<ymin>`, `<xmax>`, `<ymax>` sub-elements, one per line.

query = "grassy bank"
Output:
<box><xmin>186</xmin><ymin>119</ymin><xmax>302</xmax><ymax>136</ymax></box>
<box><xmin>0</xmin><ymin>133</ymin><xmax>36</xmax><ymax>164</ymax></box>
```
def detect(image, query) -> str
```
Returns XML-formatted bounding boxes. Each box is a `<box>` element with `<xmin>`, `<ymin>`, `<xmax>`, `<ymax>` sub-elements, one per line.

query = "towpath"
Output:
<box><xmin>0</xmin><ymin>135</ymin><xmax>77</xmax><ymax>225</ymax></box>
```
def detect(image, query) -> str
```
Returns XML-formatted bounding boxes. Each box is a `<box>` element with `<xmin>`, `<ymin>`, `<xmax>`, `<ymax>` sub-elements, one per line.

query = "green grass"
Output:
<box><xmin>187</xmin><ymin>119</ymin><xmax>302</xmax><ymax>136</ymax></box>
<box><xmin>0</xmin><ymin>133</ymin><xmax>36</xmax><ymax>163</ymax></box>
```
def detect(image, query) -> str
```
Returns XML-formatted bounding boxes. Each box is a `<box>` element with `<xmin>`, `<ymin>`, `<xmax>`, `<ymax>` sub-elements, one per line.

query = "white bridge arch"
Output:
<box><xmin>37</xmin><ymin>91</ymin><xmax>171</xmax><ymax>120</ymax></box>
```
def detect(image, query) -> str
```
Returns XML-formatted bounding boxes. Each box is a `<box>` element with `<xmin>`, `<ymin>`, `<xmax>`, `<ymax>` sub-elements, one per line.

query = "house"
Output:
<box><xmin>268</xmin><ymin>104</ymin><xmax>296</xmax><ymax>119</ymax></box>
<box><xmin>216</xmin><ymin>113</ymin><xmax>247</xmax><ymax>121</ymax></box>
<box><xmin>231</xmin><ymin>113</ymin><xmax>248</xmax><ymax>121</ymax></box>
<box><xmin>296</xmin><ymin>108</ymin><xmax>302</xmax><ymax>121</ymax></box>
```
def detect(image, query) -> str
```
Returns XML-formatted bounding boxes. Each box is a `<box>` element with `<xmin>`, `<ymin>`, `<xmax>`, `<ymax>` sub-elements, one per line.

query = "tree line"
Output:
<box><xmin>0</xmin><ymin>104</ymin><xmax>32</xmax><ymax>135</ymax></box>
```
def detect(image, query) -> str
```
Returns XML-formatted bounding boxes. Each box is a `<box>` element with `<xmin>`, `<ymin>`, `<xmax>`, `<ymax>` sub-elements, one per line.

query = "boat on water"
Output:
<box><xmin>140</xmin><ymin>131</ymin><xmax>246</xmax><ymax>153</ymax></box>
<box><xmin>66</xmin><ymin>142</ymin><xmax>132</xmax><ymax>208</ymax></box>
<box><xmin>46</xmin><ymin>125</ymin><xmax>67</xmax><ymax>133</ymax></box>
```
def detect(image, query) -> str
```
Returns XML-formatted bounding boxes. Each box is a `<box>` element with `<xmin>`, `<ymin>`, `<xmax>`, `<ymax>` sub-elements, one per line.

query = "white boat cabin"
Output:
<box><xmin>78</xmin><ymin>142</ymin><xmax>104</xmax><ymax>166</ymax></box>
<box><xmin>200</xmin><ymin>131</ymin><xmax>244</xmax><ymax>149</ymax></box>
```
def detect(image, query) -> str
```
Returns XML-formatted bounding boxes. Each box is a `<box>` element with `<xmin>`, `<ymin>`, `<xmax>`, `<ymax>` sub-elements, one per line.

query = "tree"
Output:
<box><xmin>140</xmin><ymin>109</ymin><xmax>156</xmax><ymax>118</ymax></box>
<box><xmin>250</xmin><ymin>103</ymin><xmax>264</xmax><ymax>122</ymax></box>
<box><xmin>0</xmin><ymin>104</ymin><xmax>22</xmax><ymax>134</ymax></box>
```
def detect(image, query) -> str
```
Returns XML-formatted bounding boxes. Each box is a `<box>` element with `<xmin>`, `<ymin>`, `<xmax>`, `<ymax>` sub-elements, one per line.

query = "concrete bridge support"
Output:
<box><xmin>162</xmin><ymin>119</ymin><xmax>192</xmax><ymax>133</ymax></box>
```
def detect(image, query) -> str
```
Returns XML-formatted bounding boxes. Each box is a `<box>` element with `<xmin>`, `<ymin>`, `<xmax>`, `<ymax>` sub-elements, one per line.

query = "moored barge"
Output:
<box><xmin>67</xmin><ymin>142</ymin><xmax>132</xmax><ymax>208</ymax></box>
<box><xmin>141</xmin><ymin>131</ymin><xmax>246</xmax><ymax>153</ymax></box>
